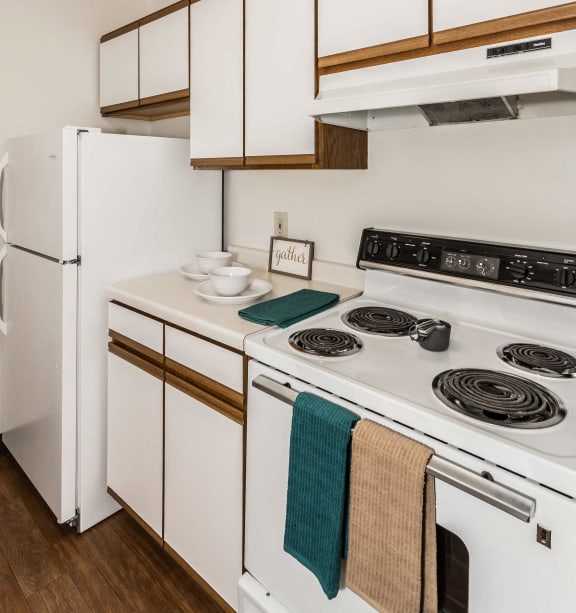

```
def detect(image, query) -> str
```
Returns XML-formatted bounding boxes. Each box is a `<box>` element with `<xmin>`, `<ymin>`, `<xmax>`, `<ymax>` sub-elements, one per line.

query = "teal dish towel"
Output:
<box><xmin>238</xmin><ymin>289</ymin><xmax>339</xmax><ymax>328</ymax></box>
<box><xmin>283</xmin><ymin>392</ymin><xmax>360</xmax><ymax>599</ymax></box>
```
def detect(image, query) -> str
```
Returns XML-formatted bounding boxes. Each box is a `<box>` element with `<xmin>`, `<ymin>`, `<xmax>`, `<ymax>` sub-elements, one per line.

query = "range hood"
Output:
<box><xmin>311</xmin><ymin>31</ymin><xmax>576</xmax><ymax>130</ymax></box>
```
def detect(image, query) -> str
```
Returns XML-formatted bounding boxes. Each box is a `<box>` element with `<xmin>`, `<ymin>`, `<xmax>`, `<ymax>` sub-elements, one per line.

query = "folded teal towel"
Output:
<box><xmin>238</xmin><ymin>289</ymin><xmax>339</xmax><ymax>328</ymax></box>
<box><xmin>283</xmin><ymin>392</ymin><xmax>360</xmax><ymax>599</ymax></box>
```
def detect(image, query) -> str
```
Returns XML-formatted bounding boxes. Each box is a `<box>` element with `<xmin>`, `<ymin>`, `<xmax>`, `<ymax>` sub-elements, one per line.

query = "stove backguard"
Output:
<box><xmin>357</xmin><ymin>228</ymin><xmax>576</xmax><ymax>304</ymax></box>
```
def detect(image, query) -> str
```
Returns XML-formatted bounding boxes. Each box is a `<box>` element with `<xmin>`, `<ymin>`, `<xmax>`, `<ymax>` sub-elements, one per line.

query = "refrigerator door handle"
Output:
<box><xmin>0</xmin><ymin>152</ymin><xmax>7</xmax><ymax>242</ymax></box>
<box><xmin>0</xmin><ymin>245</ymin><xmax>6</xmax><ymax>335</ymax></box>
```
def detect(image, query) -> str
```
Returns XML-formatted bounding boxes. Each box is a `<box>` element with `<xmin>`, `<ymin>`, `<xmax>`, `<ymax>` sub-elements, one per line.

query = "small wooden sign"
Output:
<box><xmin>268</xmin><ymin>237</ymin><xmax>314</xmax><ymax>280</ymax></box>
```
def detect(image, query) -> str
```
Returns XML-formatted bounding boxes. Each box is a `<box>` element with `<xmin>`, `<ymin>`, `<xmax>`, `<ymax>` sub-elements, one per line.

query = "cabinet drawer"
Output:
<box><xmin>165</xmin><ymin>326</ymin><xmax>243</xmax><ymax>394</ymax></box>
<box><xmin>108</xmin><ymin>302</ymin><xmax>163</xmax><ymax>354</ymax></box>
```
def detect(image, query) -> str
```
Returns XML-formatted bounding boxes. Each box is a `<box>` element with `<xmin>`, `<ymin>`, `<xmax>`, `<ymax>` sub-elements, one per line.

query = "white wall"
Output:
<box><xmin>224</xmin><ymin>116</ymin><xmax>576</xmax><ymax>265</ymax></box>
<box><xmin>0</xmin><ymin>0</ymin><xmax>184</xmax><ymax>145</ymax></box>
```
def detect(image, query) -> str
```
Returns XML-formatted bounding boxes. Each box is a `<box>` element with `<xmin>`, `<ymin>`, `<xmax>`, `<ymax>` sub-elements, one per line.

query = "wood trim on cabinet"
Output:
<box><xmin>140</xmin><ymin>0</ymin><xmax>190</xmax><ymax>26</ymax></box>
<box><xmin>108</xmin><ymin>341</ymin><xmax>164</xmax><ymax>381</ymax></box>
<box><xmin>318</xmin><ymin>34</ymin><xmax>429</xmax><ymax>70</ymax></box>
<box><xmin>100</xmin><ymin>0</ymin><xmax>190</xmax><ymax>42</ymax></box>
<box><xmin>165</xmin><ymin>371</ymin><xmax>245</xmax><ymax>425</ymax></box>
<box><xmin>244</xmin><ymin>154</ymin><xmax>317</xmax><ymax>167</ymax></box>
<box><xmin>100</xmin><ymin>100</ymin><xmax>140</xmax><ymax>114</ymax></box>
<box><xmin>165</xmin><ymin>359</ymin><xmax>244</xmax><ymax>414</ymax></box>
<box><xmin>433</xmin><ymin>2</ymin><xmax>576</xmax><ymax>45</ymax></box>
<box><xmin>102</xmin><ymin>100</ymin><xmax>190</xmax><ymax>120</ymax></box>
<box><xmin>316</xmin><ymin>123</ymin><xmax>368</xmax><ymax>169</ymax></box>
<box><xmin>100</xmin><ymin>22</ymin><xmax>139</xmax><ymax>43</ymax></box>
<box><xmin>107</xmin><ymin>488</ymin><xmax>163</xmax><ymax>546</ymax></box>
<box><xmin>139</xmin><ymin>88</ymin><xmax>190</xmax><ymax>107</ymax></box>
<box><xmin>108</xmin><ymin>329</ymin><xmax>164</xmax><ymax>367</ymax></box>
<box><xmin>163</xmin><ymin>543</ymin><xmax>235</xmax><ymax>613</ymax></box>
<box><xmin>320</xmin><ymin>4</ymin><xmax>576</xmax><ymax>75</ymax></box>
<box><xmin>190</xmin><ymin>157</ymin><xmax>245</xmax><ymax>169</ymax></box>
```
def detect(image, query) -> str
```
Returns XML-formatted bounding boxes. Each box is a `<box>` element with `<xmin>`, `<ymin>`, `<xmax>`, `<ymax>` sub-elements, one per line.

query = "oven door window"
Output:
<box><xmin>437</xmin><ymin>526</ymin><xmax>469</xmax><ymax>613</ymax></box>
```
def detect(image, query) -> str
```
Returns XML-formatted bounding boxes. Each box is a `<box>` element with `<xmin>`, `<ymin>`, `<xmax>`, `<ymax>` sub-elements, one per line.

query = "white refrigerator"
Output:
<box><xmin>0</xmin><ymin>127</ymin><xmax>222</xmax><ymax>531</ymax></box>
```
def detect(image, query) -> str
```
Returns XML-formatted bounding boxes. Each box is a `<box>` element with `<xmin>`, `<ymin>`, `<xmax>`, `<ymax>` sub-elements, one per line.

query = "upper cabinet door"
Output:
<box><xmin>318</xmin><ymin>0</ymin><xmax>429</xmax><ymax>58</ymax></box>
<box><xmin>139</xmin><ymin>5</ymin><xmax>189</xmax><ymax>101</ymax></box>
<box><xmin>244</xmin><ymin>0</ymin><xmax>315</xmax><ymax>159</ymax></box>
<box><xmin>434</xmin><ymin>0</ymin><xmax>570</xmax><ymax>32</ymax></box>
<box><xmin>189</xmin><ymin>0</ymin><xmax>244</xmax><ymax>163</ymax></box>
<box><xmin>99</xmin><ymin>28</ymin><xmax>139</xmax><ymax>109</ymax></box>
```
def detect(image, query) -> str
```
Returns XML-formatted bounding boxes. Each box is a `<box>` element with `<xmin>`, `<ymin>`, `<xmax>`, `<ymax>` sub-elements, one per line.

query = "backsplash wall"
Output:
<box><xmin>224</xmin><ymin>115</ymin><xmax>576</xmax><ymax>265</ymax></box>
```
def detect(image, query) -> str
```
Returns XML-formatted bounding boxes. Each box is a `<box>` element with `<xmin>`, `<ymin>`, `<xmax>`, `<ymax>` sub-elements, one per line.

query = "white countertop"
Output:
<box><xmin>108</xmin><ymin>269</ymin><xmax>362</xmax><ymax>351</ymax></box>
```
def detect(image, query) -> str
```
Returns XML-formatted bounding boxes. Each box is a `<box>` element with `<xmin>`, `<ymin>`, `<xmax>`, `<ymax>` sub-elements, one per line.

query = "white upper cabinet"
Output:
<box><xmin>139</xmin><ymin>6</ymin><xmax>189</xmax><ymax>101</ymax></box>
<box><xmin>99</xmin><ymin>28</ymin><xmax>139</xmax><ymax>108</ymax></box>
<box><xmin>189</xmin><ymin>0</ymin><xmax>244</xmax><ymax>162</ymax></box>
<box><xmin>100</xmin><ymin>1</ymin><xmax>190</xmax><ymax>119</ymax></box>
<box><xmin>434</xmin><ymin>0</ymin><xmax>571</xmax><ymax>32</ymax></box>
<box><xmin>318</xmin><ymin>0</ymin><xmax>429</xmax><ymax>58</ymax></box>
<box><xmin>244</xmin><ymin>0</ymin><xmax>315</xmax><ymax>159</ymax></box>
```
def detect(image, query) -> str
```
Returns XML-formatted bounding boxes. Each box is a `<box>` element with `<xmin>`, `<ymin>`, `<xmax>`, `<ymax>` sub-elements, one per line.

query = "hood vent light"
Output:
<box><xmin>418</xmin><ymin>96</ymin><xmax>519</xmax><ymax>126</ymax></box>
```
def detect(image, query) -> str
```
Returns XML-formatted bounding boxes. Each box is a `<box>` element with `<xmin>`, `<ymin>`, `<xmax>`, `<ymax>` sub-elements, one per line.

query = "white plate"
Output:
<box><xmin>179</xmin><ymin>261</ymin><xmax>246</xmax><ymax>281</ymax></box>
<box><xmin>194</xmin><ymin>279</ymin><xmax>272</xmax><ymax>305</ymax></box>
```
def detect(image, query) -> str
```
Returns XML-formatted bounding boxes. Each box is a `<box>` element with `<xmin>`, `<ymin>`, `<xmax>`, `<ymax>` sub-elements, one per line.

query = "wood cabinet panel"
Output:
<box><xmin>107</xmin><ymin>352</ymin><xmax>163</xmax><ymax>538</ymax></box>
<box><xmin>99</xmin><ymin>29</ymin><xmax>139</xmax><ymax>109</ymax></box>
<box><xmin>190</xmin><ymin>0</ymin><xmax>366</xmax><ymax>169</ymax></box>
<box><xmin>434</xmin><ymin>0</ymin><xmax>575</xmax><ymax>34</ymax></box>
<box><xmin>189</xmin><ymin>0</ymin><xmax>244</xmax><ymax>162</ymax></box>
<box><xmin>108</xmin><ymin>302</ymin><xmax>163</xmax><ymax>354</ymax></box>
<box><xmin>164</xmin><ymin>383</ymin><xmax>243</xmax><ymax>611</ymax></box>
<box><xmin>100</xmin><ymin>1</ymin><xmax>190</xmax><ymax>120</ymax></box>
<box><xmin>244</xmin><ymin>0</ymin><xmax>315</xmax><ymax>158</ymax></box>
<box><xmin>165</xmin><ymin>325</ymin><xmax>244</xmax><ymax>394</ymax></box>
<box><xmin>140</xmin><ymin>5</ymin><xmax>189</xmax><ymax>101</ymax></box>
<box><xmin>318</xmin><ymin>0</ymin><xmax>429</xmax><ymax>59</ymax></box>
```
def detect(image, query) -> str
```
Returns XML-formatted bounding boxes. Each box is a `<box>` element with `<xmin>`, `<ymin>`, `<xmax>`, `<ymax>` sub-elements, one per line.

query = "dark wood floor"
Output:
<box><xmin>0</xmin><ymin>449</ymin><xmax>228</xmax><ymax>612</ymax></box>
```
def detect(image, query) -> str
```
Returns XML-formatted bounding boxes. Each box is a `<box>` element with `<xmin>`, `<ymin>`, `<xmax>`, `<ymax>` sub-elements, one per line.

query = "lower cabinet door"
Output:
<box><xmin>107</xmin><ymin>352</ymin><xmax>164</xmax><ymax>537</ymax></box>
<box><xmin>164</xmin><ymin>383</ymin><xmax>243</xmax><ymax>611</ymax></box>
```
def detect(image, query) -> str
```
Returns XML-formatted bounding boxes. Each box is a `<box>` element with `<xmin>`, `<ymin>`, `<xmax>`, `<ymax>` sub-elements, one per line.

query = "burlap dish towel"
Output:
<box><xmin>346</xmin><ymin>420</ymin><xmax>437</xmax><ymax>613</ymax></box>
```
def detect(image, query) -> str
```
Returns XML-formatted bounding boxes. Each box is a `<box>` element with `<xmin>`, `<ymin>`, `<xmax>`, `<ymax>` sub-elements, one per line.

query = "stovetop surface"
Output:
<box><xmin>245</xmin><ymin>271</ymin><xmax>576</xmax><ymax>498</ymax></box>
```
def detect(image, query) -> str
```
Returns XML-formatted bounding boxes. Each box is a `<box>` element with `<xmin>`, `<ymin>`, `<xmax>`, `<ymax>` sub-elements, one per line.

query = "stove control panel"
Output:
<box><xmin>357</xmin><ymin>229</ymin><xmax>576</xmax><ymax>299</ymax></box>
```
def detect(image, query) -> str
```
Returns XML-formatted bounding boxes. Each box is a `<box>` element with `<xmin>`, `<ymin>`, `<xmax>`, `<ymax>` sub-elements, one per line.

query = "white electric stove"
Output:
<box><xmin>241</xmin><ymin>229</ymin><xmax>576</xmax><ymax>613</ymax></box>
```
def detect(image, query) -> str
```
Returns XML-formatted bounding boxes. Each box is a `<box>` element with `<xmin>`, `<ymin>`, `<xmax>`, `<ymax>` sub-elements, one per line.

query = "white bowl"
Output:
<box><xmin>196</xmin><ymin>251</ymin><xmax>233</xmax><ymax>273</ymax></box>
<box><xmin>209</xmin><ymin>266</ymin><xmax>252</xmax><ymax>296</ymax></box>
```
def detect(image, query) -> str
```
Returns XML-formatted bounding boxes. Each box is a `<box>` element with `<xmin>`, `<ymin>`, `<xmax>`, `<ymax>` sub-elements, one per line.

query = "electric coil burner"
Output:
<box><xmin>342</xmin><ymin>306</ymin><xmax>417</xmax><ymax>336</ymax></box>
<box><xmin>497</xmin><ymin>343</ymin><xmax>576</xmax><ymax>378</ymax></box>
<box><xmin>288</xmin><ymin>328</ymin><xmax>363</xmax><ymax>357</ymax></box>
<box><xmin>433</xmin><ymin>368</ymin><xmax>566</xmax><ymax>428</ymax></box>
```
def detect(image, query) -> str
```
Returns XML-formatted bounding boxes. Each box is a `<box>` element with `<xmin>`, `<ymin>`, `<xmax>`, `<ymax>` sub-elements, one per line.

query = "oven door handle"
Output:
<box><xmin>252</xmin><ymin>374</ymin><xmax>536</xmax><ymax>523</ymax></box>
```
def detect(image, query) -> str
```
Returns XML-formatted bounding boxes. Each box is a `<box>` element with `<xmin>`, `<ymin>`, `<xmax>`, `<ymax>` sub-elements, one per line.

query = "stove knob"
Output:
<box><xmin>384</xmin><ymin>243</ymin><xmax>400</xmax><ymax>260</ymax></box>
<box><xmin>457</xmin><ymin>255</ymin><xmax>471</xmax><ymax>271</ymax></box>
<box><xmin>556</xmin><ymin>268</ymin><xmax>576</xmax><ymax>287</ymax></box>
<box><xmin>366</xmin><ymin>239</ymin><xmax>380</xmax><ymax>257</ymax></box>
<box><xmin>509</xmin><ymin>261</ymin><xmax>529</xmax><ymax>280</ymax></box>
<box><xmin>416</xmin><ymin>248</ymin><xmax>431</xmax><ymax>264</ymax></box>
<box><xmin>475</xmin><ymin>257</ymin><xmax>495</xmax><ymax>277</ymax></box>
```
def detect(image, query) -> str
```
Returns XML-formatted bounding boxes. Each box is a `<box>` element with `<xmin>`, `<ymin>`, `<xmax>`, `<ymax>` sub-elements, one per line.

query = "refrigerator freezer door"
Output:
<box><xmin>3</xmin><ymin>246</ymin><xmax>77</xmax><ymax>523</ymax></box>
<box><xmin>3</xmin><ymin>128</ymin><xmax>84</xmax><ymax>261</ymax></box>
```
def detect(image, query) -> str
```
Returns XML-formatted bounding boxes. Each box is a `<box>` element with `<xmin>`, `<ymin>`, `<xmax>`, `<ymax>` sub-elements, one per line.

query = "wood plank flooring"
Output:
<box><xmin>0</xmin><ymin>448</ymin><xmax>229</xmax><ymax>612</ymax></box>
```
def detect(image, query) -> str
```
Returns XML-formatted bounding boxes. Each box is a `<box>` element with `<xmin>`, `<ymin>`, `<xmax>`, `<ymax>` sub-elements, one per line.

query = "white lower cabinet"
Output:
<box><xmin>164</xmin><ymin>383</ymin><xmax>243</xmax><ymax>611</ymax></box>
<box><xmin>107</xmin><ymin>351</ymin><xmax>164</xmax><ymax>538</ymax></box>
<box><xmin>108</xmin><ymin>302</ymin><xmax>244</xmax><ymax>610</ymax></box>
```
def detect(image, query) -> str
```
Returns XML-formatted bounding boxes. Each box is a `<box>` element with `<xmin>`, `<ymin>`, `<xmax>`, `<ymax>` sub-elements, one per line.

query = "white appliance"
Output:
<box><xmin>241</xmin><ymin>229</ymin><xmax>576</xmax><ymax>612</ymax></box>
<box><xmin>0</xmin><ymin>127</ymin><xmax>222</xmax><ymax>531</ymax></box>
<box><xmin>311</xmin><ymin>29</ymin><xmax>576</xmax><ymax>130</ymax></box>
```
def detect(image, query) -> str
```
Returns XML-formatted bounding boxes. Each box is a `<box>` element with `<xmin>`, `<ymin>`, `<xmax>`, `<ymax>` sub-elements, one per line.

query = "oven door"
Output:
<box><xmin>242</xmin><ymin>360</ymin><xmax>576</xmax><ymax>613</ymax></box>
